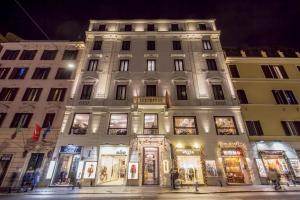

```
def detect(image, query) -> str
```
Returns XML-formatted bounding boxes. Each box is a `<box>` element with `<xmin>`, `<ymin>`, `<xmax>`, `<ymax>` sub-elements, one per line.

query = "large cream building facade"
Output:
<box><xmin>48</xmin><ymin>20</ymin><xmax>259</xmax><ymax>187</ymax></box>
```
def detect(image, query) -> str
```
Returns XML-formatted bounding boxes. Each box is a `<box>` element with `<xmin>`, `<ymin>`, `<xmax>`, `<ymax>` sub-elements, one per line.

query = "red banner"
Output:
<box><xmin>32</xmin><ymin>124</ymin><xmax>42</xmax><ymax>141</ymax></box>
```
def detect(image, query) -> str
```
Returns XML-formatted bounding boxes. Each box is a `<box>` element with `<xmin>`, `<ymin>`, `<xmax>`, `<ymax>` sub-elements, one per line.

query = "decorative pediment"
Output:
<box><xmin>82</xmin><ymin>75</ymin><xmax>98</xmax><ymax>82</ymax></box>
<box><xmin>143</xmin><ymin>77</ymin><xmax>159</xmax><ymax>84</ymax></box>
<box><xmin>18</xmin><ymin>103</ymin><xmax>36</xmax><ymax>112</ymax></box>
<box><xmin>207</xmin><ymin>77</ymin><xmax>223</xmax><ymax>83</ymax></box>
<box><xmin>114</xmin><ymin>77</ymin><xmax>130</xmax><ymax>83</ymax></box>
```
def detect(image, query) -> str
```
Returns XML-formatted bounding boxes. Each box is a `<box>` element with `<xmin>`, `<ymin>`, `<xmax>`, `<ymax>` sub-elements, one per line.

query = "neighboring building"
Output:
<box><xmin>225</xmin><ymin>48</ymin><xmax>300</xmax><ymax>184</ymax></box>
<box><xmin>49</xmin><ymin>19</ymin><xmax>259</xmax><ymax>187</ymax></box>
<box><xmin>0</xmin><ymin>41</ymin><xmax>85</xmax><ymax>188</ymax></box>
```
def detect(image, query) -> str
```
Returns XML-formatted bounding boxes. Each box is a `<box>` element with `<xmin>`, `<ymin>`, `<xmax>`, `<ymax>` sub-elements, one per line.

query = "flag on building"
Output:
<box><xmin>42</xmin><ymin>122</ymin><xmax>51</xmax><ymax>140</ymax></box>
<box><xmin>11</xmin><ymin>123</ymin><xmax>21</xmax><ymax>139</ymax></box>
<box><xmin>32</xmin><ymin>123</ymin><xmax>42</xmax><ymax>141</ymax></box>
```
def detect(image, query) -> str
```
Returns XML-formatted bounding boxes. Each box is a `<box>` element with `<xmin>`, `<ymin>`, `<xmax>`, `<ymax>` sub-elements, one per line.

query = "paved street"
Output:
<box><xmin>0</xmin><ymin>192</ymin><xmax>300</xmax><ymax>200</ymax></box>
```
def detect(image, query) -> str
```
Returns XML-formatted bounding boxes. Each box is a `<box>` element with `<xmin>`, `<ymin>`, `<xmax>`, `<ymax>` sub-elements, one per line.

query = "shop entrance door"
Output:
<box><xmin>223</xmin><ymin>157</ymin><xmax>245</xmax><ymax>184</ymax></box>
<box><xmin>143</xmin><ymin>147</ymin><xmax>159</xmax><ymax>185</ymax></box>
<box><xmin>22</xmin><ymin>153</ymin><xmax>44</xmax><ymax>186</ymax></box>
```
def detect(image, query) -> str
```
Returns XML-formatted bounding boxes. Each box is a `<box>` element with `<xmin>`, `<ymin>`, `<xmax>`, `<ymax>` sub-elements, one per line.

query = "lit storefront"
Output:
<box><xmin>253</xmin><ymin>141</ymin><xmax>300</xmax><ymax>184</ymax></box>
<box><xmin>50</xmin><ymin>145</ymin><xmax>82</xmax><ymax>186</ymax></box>
<box><xmin>97</xmin><ymin>146</ymin><xmax>129</xmax><ymax>185</ymax></box>
<box><xmin>220</xmin><ymin>148</ymin><xmax>249</xmax><ymax>184</ymax></box>
<box><xmin>175</xmin><ymin>148</ymin><xmax>204</xmax><ymax>185</ymax></box>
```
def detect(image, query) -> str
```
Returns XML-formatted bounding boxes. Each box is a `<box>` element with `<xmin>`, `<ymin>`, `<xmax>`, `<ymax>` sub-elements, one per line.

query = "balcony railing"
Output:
<box><xmin>133</xmin><ymin>96</ymin><xmax>166</xmax><ymax>105</ymax></box>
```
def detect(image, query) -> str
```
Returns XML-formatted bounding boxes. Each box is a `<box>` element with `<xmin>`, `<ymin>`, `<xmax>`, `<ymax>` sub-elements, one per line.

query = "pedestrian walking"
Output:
<box><xmin>170</xmin><ymin>168</ymin><xmax>175</xmax><ymax>189</ymax></box>
<box><xmin>70</xmin><ymin>172</ymin><xmax>76</xmax><ymax>190</ymax></box>
<box><xmin>30</xmin><ymin>169</ymin><xmax>40</xmax><ymax>191</ymax></box>
<box><xmin>173</xmin><ymin>168</ymin><xmax>180</xmax><ymax>189</ymax></box>
<box><xmin>267</xmin><ymin>168</ymin><xmax>281</xmax><ymax>190</ymax></box>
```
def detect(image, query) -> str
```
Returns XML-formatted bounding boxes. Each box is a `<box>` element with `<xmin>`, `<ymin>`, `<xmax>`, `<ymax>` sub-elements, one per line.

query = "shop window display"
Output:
<box><xmin>108</xmin><ymin>114</ymin><xmax>128</xmax><ymax>135</ymax></box>
<box><xmin>174</xmin><ymin>116</ymin><xmax>197</xmax><ymax>135</ymax></box>
<box><xmin>214</xmin><ymin>116</ymin><xmax>238</xmax><ymax>135</ymax></box>
<box><xmin>70</xmin><ymin>114</ymin><xmax>90</xmax><ymax>135</ymax></box>
<box><xmin>261</xmin><ymin>151</ymin><xmax>291</xmax><ymax>182</ymax></box>
<box><xmin>177</xmin><ymin>155</ymin><xmax>204</xmax><ymax>184</ymax></box>
<box><xmin>97</xmin><ymin>146</ymin><xmax>129</xmax><ymax>185</ymax></box>
<box><xmin>144</xmin><ymin>114</ymin><xmax>158</xmax><ymax>135</ymax></box>
<box><xmin>221</xmin><ymin>149</ymin><xmax>247</xmax><ymax>184</ymax></box>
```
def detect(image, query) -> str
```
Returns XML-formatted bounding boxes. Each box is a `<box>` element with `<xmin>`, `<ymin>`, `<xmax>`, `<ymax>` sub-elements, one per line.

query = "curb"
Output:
<box><xmin>2</xmin><ymin>189</ymin><xmax>300</xmax><ymax>195</ymax></box>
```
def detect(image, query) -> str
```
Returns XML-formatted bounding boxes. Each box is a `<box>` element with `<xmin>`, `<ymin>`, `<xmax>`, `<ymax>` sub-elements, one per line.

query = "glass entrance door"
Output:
<box><xmin>22</xmin><ymin>153</ymin><xmax>44</xmax><ymax>186</ymax></box>
<box><xmin>143</xmin><ymin>147</ymin><xmax>159</xmax><ymax>185</ymax></box>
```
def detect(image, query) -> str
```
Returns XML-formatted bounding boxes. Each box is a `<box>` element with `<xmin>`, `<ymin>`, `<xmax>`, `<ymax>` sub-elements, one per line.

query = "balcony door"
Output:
<box><xmin>146</xmin><ymin>85</ymin><xmax>156</xmax><ymax>97</ymax></box>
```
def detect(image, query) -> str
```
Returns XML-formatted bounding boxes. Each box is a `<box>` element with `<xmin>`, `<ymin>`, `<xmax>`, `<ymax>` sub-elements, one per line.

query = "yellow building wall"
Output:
<box><xmin>228</xmin><ymin>60</ymin><xmax>300</xmax><ymax>142</ymax></box>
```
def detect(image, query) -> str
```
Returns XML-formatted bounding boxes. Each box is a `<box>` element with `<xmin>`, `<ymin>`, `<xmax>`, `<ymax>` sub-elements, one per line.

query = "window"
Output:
<box><xmin>62</xmin><ymin>50</ymin><xmax>78</xmax><ymax>60</ymax></box>
<box><xmin>10</xmin><ymin>113</ymin><xmax>33</xmax><ymax>128</ymax></box>
<box><xmin>147</xmin><ymin>24</ymin><xmax>155</xmax><ymax>31</ymax></box>
<box><xmin>0</xmin><ymin>113</ymin><xmax>6</xmax><ymax>127</ymax></box>
<box><xmin>199</xmin><ymin>23</ymin><xmax>207</xmax><ymax>30</ymax></box>
<box><xmin>214</xmin><ymin>116</ymin><xmax>238</xmax><ymax>135</ymax></box>
<box><xmin>146</xmin><ymin>85</ymin><xmax>156</xmax><ymax>96</ymax></box>
<box><xmin>172</xmin><ymin>41</ymin><xmax>181</xmax><ymax>50</ymax></box>
<box><xmin>40</xmin><ymin>50</ymin><xmax>57</xmax><ymax>60</ymax></box>
<box><xmin>272</xmin><ymin>90</ymin><xmax>298</xmax><ymax>104</ymax></box>
<box><xmin>174</xmin><ymin>59</ymin><xmax>184</xmax><ymax>71</ymax></box>
<box><xmin>31</xmin><ymin>67</ymin><xmax>50</xmax><ymax>79</ymax></box>
<box><xmin>116</xmin><ymin>85</ymin><xmax>126</xmax><ymax>100</ymax></box>
<box><xmin>19</xmin><ymin>50</ymin><xmax>37</xmax><ymax>60</ymax></box>
<box><xmin>80</xmin><ymin>85</ymin><xmax>93</xmax><ymax>100</ymax></box>
<box><xmin>92</xmin><ymin>41</ymin><xmax>102</xmax><ymax>50</ymax></box>
<box><xmin>261</xmin><ymin>65</ymin><xmax>288</xmax><ymax>79</ymax></box>
<box><xmin>55</xmin><ymin>68</ymin><xmax>72</xmax><ymax>79</ymax></box>
<box><xmin>108</xmin><ymin>113</ymin><xmax>128</xmax><ymax>135</ymax></box>
<box><xmin>147</xmin><ymin>41</ymin><xmax>155</xmax><ymax>50</ymax></box>
<box><xmin>1</xmin><ymin>50</ymin><xmax>20</xmax><ymax>60</ymax></box>
<box><xmin>124</xmin><ymin>24</ymin><xmax>132</xmax><ymax>31</ymax></box>
<box><xmin>212</xmin><ymin>84</ymin><xmax>225</xmax><ymax>100</ymax></box>
<box><xmin>202</xmin><ymin>40</ymin><xmax>212</xmax><ymax>50</ymax></box>
<box><xmin>171</xmin><ymin>24</ymin><xmax>179</xmax><ymax>31</ymax></box>
<box><xmin>119</xmin><ymin>60</ymin><xmax>129</xmax><ymax>71</ymax></box>
<box><xmin>9</xmin><ymin>67</ymin><xmax>28</xmax><ymax>79</ymax></box>
<box><xmin>236</xmin><ymin>90</ymin><xmax>248</xmax><ymax>104</ymax></box>
<box><xmin>176</xmin><ymin>85</ymin><xmax>188</xmax><ymax>100</ymax></box>
<box><xmin>147</xmin><ymin>59</ymin><xmax>156</xmax><ymax>71</ymax></box>
<box><xmin>245</xmin><ymin>121</ymin><xmax>263</xmax><ymax>136</ymax></box>
<box><xmin>174</xmin><ymin>116</ymin><xmax>197</xmax><ymax>135</ymax></box>
<box><xmin>281</xmin><ymin>121</ymin><xmax>300</xmax><ymax>136</ymax></box>
<box><xmin>69</xmin><ymin>113</ymin><xmax>90</xmax><ymax>135</ymax></box>
<box><xmin>87</xmin><ymin>59</ymin><xmax>98</xmax><ymax>71</ymax></box>
<box><xmin>297</xmin><ymin>66</ymin><xmax>300</xmax><ymax>72</ymax></box>
<box><xmin>42</xmin><ymin>113</ymin><xmax>55</xmax><ymax>128</ymax></box>
<box><xmin>206</xmin><ymin>59</ymin><xmax>217</xmax><ymax>71</ymax></box>
<box><xmin>229</xmin><ymin>65</ymin><xmax>240</xmax><ymax>78</ymax></box>
<box><xmin>22</xmin><ymin>88</ymin><xmax>42</xmax><ymax>101</ymax></box>
<box><xmin>244</xmin><ymin>49</ymin><xmax>262</xmax><ymax>57</ymax></box>
<box><xmin>144</xmin><ymin>114</ymin><xmax>158</xmax><ymax>135</ymax></box>
<box><xmin>47</xmin><ymin>88</ymin><xmax>67</xmax><ymax>101</ymax></box>
<box><xmin>121</xmin><ymin>41</ymin><xmax>131</xmax><ymax>51</ymax></box>
<box><xmin>0</xmin><ymin>88</ymin><xmax>19</xmax><ymax>101</ymax></box>
<box><xmin>98</xmin><ymin>24</ymin><xmax>106</xmax><ymax>31</ymax></box>
<box><xmin>0</xmin><ymin>68</ymin><xmax>10</xmax><ymax>79</ymax></box>
<box><xmin>264</xmin><ymin>49</ymin><xmax>280</xmax><ymax>57</ymax></box>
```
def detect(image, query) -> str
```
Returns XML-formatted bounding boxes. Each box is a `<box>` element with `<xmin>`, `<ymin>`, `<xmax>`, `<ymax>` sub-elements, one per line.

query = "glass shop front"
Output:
<box><xmin>175</xmin><ymin>148</ymin><xmax>204</xmax><ymax>185</ymax></box>
<box><xmin>221</xmin><ymin>148</ymin><xmax>248</xmax><ymax>184</ymax></box>
<box><xmin>51</xmin><ymin>145</ymin><xmax>82</xmax><ymax>186</ymax></box>
<box><xmin>97</xmin><ymin>146</ymin><xmax>129</xmax><ymax>185</ymax></box>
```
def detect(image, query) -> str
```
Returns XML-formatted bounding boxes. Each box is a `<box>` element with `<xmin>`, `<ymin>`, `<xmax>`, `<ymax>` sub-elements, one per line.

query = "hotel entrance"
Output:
<box><xmin>143</xmin><ymin>147</ymin><xmax>159</xmax><ymax>185</ymax></box>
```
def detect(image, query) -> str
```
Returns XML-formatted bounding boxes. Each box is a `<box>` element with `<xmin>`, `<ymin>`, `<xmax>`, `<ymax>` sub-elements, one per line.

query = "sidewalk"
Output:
<box><xmin>11</xmin><ymin>185</ymin><xmax>300</xmax><ymax>195</ymax></box>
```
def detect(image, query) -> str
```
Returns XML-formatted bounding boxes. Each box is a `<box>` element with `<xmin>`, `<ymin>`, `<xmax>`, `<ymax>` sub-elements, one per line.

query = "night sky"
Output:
<box><xmin>1</xmin><ymin>0</ymin><xmax>299</xmax><ymax>48</ymax></box>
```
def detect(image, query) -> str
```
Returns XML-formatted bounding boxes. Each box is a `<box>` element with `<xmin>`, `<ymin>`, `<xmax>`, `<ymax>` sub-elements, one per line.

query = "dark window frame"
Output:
<box><xmin>173</xmin><ymin>116</ymin><xmax>198</xmax><ymax>135</ymax></box>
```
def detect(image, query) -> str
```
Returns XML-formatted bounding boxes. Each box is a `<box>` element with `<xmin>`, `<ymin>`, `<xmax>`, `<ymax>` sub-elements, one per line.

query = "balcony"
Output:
<box><xmin>133</xmin><ymin>96</ymin><xmax>167</xmax><ymax>109</ymax></box>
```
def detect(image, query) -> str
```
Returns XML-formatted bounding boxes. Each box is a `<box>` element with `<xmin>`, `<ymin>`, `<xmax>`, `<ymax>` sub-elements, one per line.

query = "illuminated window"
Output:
<box><xmin>214</xmin><ymin>116</ymin><xmax>238</xmax><ymax>135</ymax></box>
<box><xmin>70</xmin><ymin>114</ymin><xmax>90</xmax><ymax>135</ymax></box>
<box><xmin>202</xmin><ymin>40</ymin><xmax>212</xmax><ymax>50</ymax></box>
<box><xmin>174</xmin><ymin>59</ymin><xmax>184</xmax><ymax>71</ymax></box>
<box><xmin>144</xmin><ymin>114</ymin><xmax>158</xmax><ymax>135</ymax></box>
<box><xmin>261</xmin><ymin>65</ymin><xmax>288</xmax><ymax>79</ymax></box>
<box><xmin>147</xmin><ymin>59</ymin><xmax>156</xmax><ymax>71</ymax></box>
<box><xmin>119</xmin><ymin>60</ymin><xmax>129</xmax><ymax>71</ymax></box>
<box><xmin>173</xmin><ymin>116</ymin><xmax>197</xmax><ymax>135</ymax></box>
<box><xmin>108</xmin><ymin>113</ymin><xmax>128</xmax><ymax>135</ymax></box>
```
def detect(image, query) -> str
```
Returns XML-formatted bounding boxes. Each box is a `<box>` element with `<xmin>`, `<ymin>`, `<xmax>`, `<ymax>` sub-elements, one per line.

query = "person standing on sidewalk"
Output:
<box><xmin>8</xmin><ymin>171</ymin><xmax>18</xmax><ymax>193</ymax></box>
<box><xmin>170</xmin><ymin>168</ymin><xmax>174</xmax><ymax>189</ymax></box>
<box><xmin>173</xmin><ymin>168</ymin><xmax>180</xmax><ymax>189</ymax></box>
